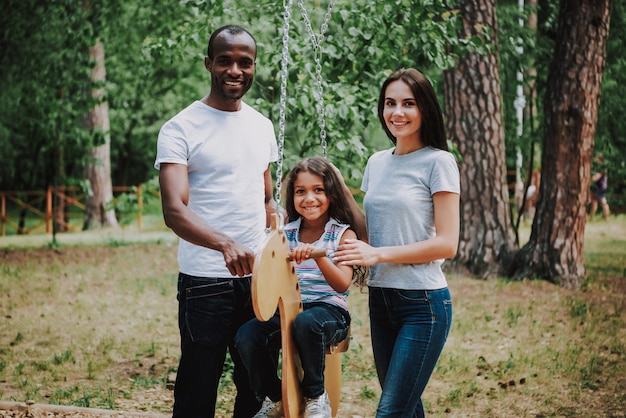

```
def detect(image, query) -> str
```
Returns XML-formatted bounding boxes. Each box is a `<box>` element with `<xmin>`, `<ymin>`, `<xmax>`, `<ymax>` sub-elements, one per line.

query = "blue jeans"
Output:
<box><xmin>235</xmin><ymin>302</ymin><xmax>350</xmax><ymax>400</ymax></box>
<box><xmin>173</xmin><ymin>273</ymin><xmax>261</xmax><ymax>418</ymax></box>
<box><xmin>369</xmin><ymin>287</ymin><xmax>452</xmax><ymax>418</ymax></box>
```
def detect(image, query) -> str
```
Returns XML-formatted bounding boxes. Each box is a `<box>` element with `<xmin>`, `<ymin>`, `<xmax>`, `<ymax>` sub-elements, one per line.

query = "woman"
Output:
<box><xmin>333</xmin><ymin>68</ymin><xmax>460</xmax><ymax>417</ymax></box>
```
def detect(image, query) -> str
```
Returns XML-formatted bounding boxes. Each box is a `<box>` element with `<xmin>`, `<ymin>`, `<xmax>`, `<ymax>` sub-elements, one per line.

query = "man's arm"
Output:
<box><xmin>264</xmin><ymin>165</ymin><xmax>287</xmax><ymax>225</ymax></box>
<box><xmin>159</xmin><ymin>162</ymin><xmax>255</xmax><ymax>276</ymax></box>
<box><xmin>263</xmin><ymin>165</ymin><xmax>276</xmax><ymax>228</ymax></box>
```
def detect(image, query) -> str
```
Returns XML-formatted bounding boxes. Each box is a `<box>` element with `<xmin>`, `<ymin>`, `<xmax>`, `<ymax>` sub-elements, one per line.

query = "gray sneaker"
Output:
<box><xmin>304</xmin><ymin>391</ymin><xmax>331</xmax><ymax>418</ymax></box>
<box><xmin>254</xmin><ymin>398</ymin><xmax>284</xmax><ymax>418</ymax></box>
<box><xmin>267</xmin><ymin>400</ymin><xmax>285</xmax><ymax>418</ymax></box>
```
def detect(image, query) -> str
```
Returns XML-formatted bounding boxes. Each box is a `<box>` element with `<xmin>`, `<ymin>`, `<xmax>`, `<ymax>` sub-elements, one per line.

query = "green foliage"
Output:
<box><xmin>497</xmin><ymin>1</ymin><xmax>624</xmax><ymax>212</ymax></box>
<box><xmin>220</xmin><ymin>0</ymin><xmax>466</xmax><ymax>182</ymax></box>
<box><xmin>1</xmin><ymin>0</ymin><xmax>466</xmax><ymax>193</ymax></box>
<box><xmin>595</xmin><ymin>1</ymin><xmax>626</xmax><ymax>210</ymax></box>
<box><xmin>497</xmin><ymin>2</ymin><xmax>540</xmax><ymax>171</ymax></box>
<box><xmin>567</xmin><ymin>298</ymin><xmax>588</xmax><ymax>321</ymax></box>
<box><xmin>53</xmin><ymin>350</ymin><xmax>76</xmax><ymax>366</ymax></box>
<box><xmin>0</xmin><ymin>0</ymin><xmax>95</xmax><ymax>190</ymax></box>
<box><xmin>2</xmin><ymin>0</ymin><xmax>623</xmax><ymax>223</ymax></box>
<box><xmin>12</xmin><ymin>332</ymin><xmax>24</xmax><ymax>346</ymax></box>
<box><xmin>505</xmin><ymin>306</ymin><xmax>522</xmax><ymax>327</ymax></box>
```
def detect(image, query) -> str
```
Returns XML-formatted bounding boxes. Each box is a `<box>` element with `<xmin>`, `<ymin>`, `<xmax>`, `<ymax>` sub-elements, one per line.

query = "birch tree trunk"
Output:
<box><xmin>444</xmin><ymin>0</ymin><xmax>516</xmax><ymax>278</ymax></box>
<box><xmin>83</xmin><ymin>39</ymin><xmax>119</xmax><ymax>230</ymax></box>
<box><xmin>507</xmin><ymin>0</ymin><xmax>611</xmax><ymax>288</ymax></box>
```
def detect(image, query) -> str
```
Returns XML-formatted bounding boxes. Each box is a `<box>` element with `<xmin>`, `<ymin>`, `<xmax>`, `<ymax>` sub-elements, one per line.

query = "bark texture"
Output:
<box><xmin>83</xmin><ymin>39</ymin><xmax>119</xmax><ymax>230</ymax></box>
<box><xmin>507</xmin><ymin>0</ymin><xmax>611</xmax><ymax>288</ymax></box>
<box><xmin>444</xmin><ymin>0</ymin><xmax>516</xmax><ymax>278</ymax></box>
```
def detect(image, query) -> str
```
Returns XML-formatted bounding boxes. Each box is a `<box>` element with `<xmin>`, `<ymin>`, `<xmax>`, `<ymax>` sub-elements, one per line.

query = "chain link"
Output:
<box><xmin>275</xmin><ymin>0</ymin><xmax>334</xmax><ymax>208</ymax></box>
<box><xmin>297</xmin><ymin>0</ymin><xmax>334</xmax><ymax>158</ymax></box>
<box><xmin>274</xmin><ymin>0</ymin><xmax>295</xmax><ymax>208</ymax></box>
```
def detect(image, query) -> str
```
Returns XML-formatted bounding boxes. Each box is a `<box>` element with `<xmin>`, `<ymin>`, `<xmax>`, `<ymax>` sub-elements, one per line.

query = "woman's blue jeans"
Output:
<box><xmin>369</xmin><ymin>287</ymin><xmax>452</xmax><ymax>418</ymax></box>
<box><xmin>173</xmin><ymin>273</ymin><xmax>261</xmax><ymax>418</ymax></box>
<box><xmin>235</xmin><ymin>302</ymin><xmax>350</xmax><ymax>400</ymax></box>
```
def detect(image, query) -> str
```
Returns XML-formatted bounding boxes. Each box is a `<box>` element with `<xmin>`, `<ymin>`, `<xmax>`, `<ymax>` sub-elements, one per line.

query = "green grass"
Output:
<box><xmin>0</xmin><ymin>216</ymin><xmax>624</xmax><ymax>417</ymax></box>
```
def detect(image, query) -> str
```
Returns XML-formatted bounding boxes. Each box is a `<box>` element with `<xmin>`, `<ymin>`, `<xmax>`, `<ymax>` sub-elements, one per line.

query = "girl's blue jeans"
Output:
<box><xmin>369</xmin><ymin>286</ymin><xmax>452</xmax><ymax>418</ymax></box>
<box><xmin>235</xmin><ymin>302</ymin><xmax>350</xmax><ymax>400</ymax></box>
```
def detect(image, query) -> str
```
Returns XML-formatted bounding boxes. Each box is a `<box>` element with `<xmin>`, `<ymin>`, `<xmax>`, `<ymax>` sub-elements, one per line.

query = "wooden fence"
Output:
<box><xmin>0</xmin><ymin>185</ymin><xmax>149</xmax><ymax>236</ymax></box>
<box><xmin>3</xmin><ymin>177</ymin><xmax>622</xmax><ymax>237</ymax></box>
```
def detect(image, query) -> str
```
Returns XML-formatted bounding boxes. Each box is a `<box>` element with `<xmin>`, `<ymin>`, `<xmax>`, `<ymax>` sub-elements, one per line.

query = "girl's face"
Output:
<box><xmin>383</xmin><ymin>80</ymin><xmax>422</xmax><ymax>143</ymax></box>
<box><xmin>293</xmin><ymin>171</ymin><xmax>330</xmax><ymax>224</ymax></box>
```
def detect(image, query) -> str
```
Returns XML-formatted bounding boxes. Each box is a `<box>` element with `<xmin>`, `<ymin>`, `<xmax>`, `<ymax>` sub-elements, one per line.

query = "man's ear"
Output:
<box><xmin>204</xmin><ymin>56</ymin><xmax>211</xmax><ymax>71</ymax></box>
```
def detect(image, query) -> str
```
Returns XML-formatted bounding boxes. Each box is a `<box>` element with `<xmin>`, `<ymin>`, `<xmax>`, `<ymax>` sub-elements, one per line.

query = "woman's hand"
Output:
<box><xmin>333</xmin><ymin>239</ymin><xmax>380</xmax><ymax>266</ymax></box>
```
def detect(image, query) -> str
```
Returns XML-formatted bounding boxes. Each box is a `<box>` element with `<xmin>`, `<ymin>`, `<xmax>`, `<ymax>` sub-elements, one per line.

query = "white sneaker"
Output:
<box><xmin>253</xmin><ymin>397</ymin><xmax>284</xmax><ymax>418</ymax></box>
<box><xmin>304</xmin><ymin>391</ymin><xmax>331</xmax><ymax>418</ymax></box>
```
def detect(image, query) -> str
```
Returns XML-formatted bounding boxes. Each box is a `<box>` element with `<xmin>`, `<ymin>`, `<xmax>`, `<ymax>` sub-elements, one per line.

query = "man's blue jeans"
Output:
<box><xmin>173</xmin><ymin>273</ymin><xmax>261</xmax><ymax>418</ymax></box>
<box><xmin>235</xmin><ymin>302</ymin><xmax>350</xmax><ymax>400</ymax></box>
<box><xmin>369</xmin><ymin>287</ymin><xmax>452</xmax><ymax>418</ymax></box>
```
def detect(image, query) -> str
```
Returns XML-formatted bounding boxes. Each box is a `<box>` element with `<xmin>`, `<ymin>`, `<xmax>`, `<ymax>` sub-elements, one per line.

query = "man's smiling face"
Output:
<box><xmin>205</xmin><ymin>32</ymin><xmax>256</xmax><ymax>111</ymax></box>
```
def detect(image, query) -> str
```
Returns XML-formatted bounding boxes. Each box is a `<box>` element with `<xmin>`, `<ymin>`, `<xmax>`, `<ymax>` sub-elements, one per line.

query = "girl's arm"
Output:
<box><xmin>333</xmin><ymin>192</ymin><xmax>459</xmax><ymax>266</ymax></box>
<box><xmin>291</xmin><ymin>229</ymin><xmax>356</xmax><ymax>293</ymax></box>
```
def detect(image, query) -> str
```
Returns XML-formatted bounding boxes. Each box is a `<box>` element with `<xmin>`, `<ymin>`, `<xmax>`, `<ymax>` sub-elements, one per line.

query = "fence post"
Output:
<box><xmin>46</xmin><ymin>187</ymin><xmax>52</xmax><ymax>234</ymax></box>
<box><xmin>137</xmin><ymin>184</ymin><xmax>143</xmax><ymax>230</ymax></box>
<box><xmin>1</xmin><ymin>192</ymin><xmax>5</xmax><ymax>236</ymax></box>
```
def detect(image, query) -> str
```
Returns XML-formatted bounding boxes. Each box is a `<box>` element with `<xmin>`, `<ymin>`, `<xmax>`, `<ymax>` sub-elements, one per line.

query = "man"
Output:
<box><xmin>155</xmin><ymin>25</ymin><xmax>278</xmax><ymax>417</ymax></box>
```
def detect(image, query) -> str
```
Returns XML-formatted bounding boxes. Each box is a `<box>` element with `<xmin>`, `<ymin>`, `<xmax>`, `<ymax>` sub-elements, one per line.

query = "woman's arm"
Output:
<box><xmin>332</xmin><ymin>192</ymin><xmax>459</xmax><ymax>266</ymax></box>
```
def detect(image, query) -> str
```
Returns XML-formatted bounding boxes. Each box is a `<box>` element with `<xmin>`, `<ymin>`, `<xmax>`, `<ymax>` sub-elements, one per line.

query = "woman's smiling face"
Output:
<box><xmin>383</xmin><ymin>79</ymin><xmax>423</xmax><ymax>143</ymax></box>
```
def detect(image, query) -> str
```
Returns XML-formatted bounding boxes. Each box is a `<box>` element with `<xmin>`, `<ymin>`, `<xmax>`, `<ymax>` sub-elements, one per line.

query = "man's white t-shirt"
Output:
<box><xmin>155</xmin><ymin>100</ymin><xmax>278</xmax><ymax>277</ymax></box>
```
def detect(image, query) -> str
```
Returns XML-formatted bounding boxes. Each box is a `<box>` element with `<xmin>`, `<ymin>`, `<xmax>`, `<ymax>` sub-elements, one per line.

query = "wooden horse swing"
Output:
<box><xmin>251</xmin><ymin>214</ymin><xmax>349</xmax><ymax>418</ymax></box>
<box><xmin>250</xmin><ymin>1</ymin><xmax>349</xmax><ymax>417</ymax></box>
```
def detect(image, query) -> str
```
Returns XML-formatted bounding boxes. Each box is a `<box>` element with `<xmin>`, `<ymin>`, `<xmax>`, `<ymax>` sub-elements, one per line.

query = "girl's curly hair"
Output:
<box><xmin>284</xmin><ymin>156</ymin><xmax>368</xmax><ymax>287</ymax></box>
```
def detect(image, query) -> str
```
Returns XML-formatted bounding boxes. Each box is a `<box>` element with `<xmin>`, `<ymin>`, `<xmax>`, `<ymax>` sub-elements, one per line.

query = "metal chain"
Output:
<box><xmin>297</xmin><ymin>0</ymin><xmax>335</xmax><ymax>158</ymax></box>
<box><xmin>274</xmin><ymin>0</ymin><xmax>334</xmax><ymax>209</ymax></box>
<box><xmin>274</xmin><ymin>0</ymin><xmax>294</xmax><ymax>208</ymax></box>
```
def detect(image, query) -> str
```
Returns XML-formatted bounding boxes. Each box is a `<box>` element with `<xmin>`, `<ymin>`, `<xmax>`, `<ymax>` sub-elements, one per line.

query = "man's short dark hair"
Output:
<box><xmin>207</xmin><ymin>25</ymin><xmax>256</xmax><ymax>59</ymax></box>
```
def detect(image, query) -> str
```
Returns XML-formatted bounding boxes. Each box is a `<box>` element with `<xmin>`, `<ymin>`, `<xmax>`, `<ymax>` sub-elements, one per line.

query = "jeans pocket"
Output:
<box><xmin>184</xmin><ymin>279</ymin><xmax>235</xmax><ymax>346</ymax></box>
<box><xmin>395</xmin><ymin>288</ymin><xmax>428</xmax><ymax>302</ymax></box>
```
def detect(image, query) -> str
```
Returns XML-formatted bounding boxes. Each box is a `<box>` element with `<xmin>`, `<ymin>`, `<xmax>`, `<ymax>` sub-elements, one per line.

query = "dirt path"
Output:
<box><xmin>0</xmin><ymin>401</ymin><xmax>170</xmax><ymax>418</ymax></box>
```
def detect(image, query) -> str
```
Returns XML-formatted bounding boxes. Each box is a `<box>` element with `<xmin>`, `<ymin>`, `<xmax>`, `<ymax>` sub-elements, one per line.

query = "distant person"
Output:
<box><xmin>589</xmin><ymin>155</ymin><xmax>610</xmax><ymax>221</ymax></box>
<box><xmin>333</xmin><ymin>68</ymin><xmax>460</xmax><ymax>417</ymax></box>
<box><xmin>155</xmin><ymin>25</ymin><xmax>278</xmax><ymax>417</ymax></box>
<box><xmin>235</xmin><ymin>156</ymin><xmax>366</xmax><ymax>418</ymax></box>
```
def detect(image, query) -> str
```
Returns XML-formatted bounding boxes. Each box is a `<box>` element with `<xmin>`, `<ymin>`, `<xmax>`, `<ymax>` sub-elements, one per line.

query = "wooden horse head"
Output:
<box><xmin>252</xmin><ymin>213</ymin><xmax>304</xmax><ymax>417</ymax></box>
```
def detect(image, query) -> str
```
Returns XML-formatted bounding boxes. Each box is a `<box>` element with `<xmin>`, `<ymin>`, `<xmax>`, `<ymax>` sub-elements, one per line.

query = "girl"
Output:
<box><xmin>235</xmin><ymin>156</ymin><xmax>365</xmax><ymax>418</ymax></box>
<box><xmin>333</xmin><ymin>68</ymin><xmax>461</xmax><ymax>417</ymax></box>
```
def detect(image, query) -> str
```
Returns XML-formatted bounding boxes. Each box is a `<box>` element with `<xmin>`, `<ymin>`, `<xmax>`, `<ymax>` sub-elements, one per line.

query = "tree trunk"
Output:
<box><xmin>83</xmin><ymin>39</ymin><xmax>119</xmax><ymax>230</ymax></box>
<box><xmin>507</xmin><ymin>0</ymin><xmax>611</xmax><ymax>289</ymax></box>
<box><xmin>443</xmin><ymin>0</ymin><xmax>516</xmax><ymax>278</ymax></box>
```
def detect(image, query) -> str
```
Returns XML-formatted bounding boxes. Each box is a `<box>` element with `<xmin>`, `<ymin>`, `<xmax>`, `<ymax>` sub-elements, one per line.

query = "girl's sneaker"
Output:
<box><xmin>253</xmin><ymin>397</ymin><xmax>284</xmax><ymax>418</ymax></box>
<box><xmin>304</xmin><ymin>391</ymin><xmax>331</xmax><ymax>418</ymax></box>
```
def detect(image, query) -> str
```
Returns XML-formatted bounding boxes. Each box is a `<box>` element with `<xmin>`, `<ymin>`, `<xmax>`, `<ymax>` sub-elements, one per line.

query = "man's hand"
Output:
<box><xmin>222</xmin><ymin>242</ymin><xmax>256</xmax><ymax>277</ymax></box>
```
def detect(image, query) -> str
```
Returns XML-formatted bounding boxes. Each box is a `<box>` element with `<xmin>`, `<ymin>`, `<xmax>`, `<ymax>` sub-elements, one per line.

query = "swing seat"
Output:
<box><xmin>252</xmin><ymin>213</ymin><xmax>349</xmax><ymax>418</ymax></box>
